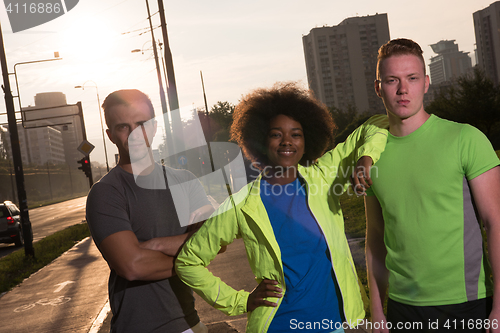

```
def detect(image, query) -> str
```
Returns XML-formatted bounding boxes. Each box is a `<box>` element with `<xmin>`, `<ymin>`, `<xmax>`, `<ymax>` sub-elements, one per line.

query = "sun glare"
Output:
<box><xmin>60</xmin><ymin>20</ymin><xmax>117</xmax><ymax>62</ymax></box>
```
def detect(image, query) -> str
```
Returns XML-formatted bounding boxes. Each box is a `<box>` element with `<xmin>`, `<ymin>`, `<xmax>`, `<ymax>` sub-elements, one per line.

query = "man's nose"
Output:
<box><xmin>129</xmin><ymin>125</ymin><xmax>144</xmax><ymax>140</ymax></box>
<box><xmin>397</xmin><ymin>81</ymin><xmax>408</xmax><ymax>94</ymax></box>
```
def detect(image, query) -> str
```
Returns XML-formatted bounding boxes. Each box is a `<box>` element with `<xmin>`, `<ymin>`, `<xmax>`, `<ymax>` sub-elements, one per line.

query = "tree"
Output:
<box><xmin>200</xmin><ymin>101</ymin><xmax>235</xmax><ymax>143</ymax></box>
<box><xmin>329</xmin><ymin>105</ymin><xmax>372</xmax><ymax>144</ymax></box>
<box><xmin>210</xmin><ymin>101</ymin><xmax>234</xmax><ymax>134</ymax></box>
<box><xmin>329</xmin><ymin>105</ymin><xmax>357</xmax><ymax>137</ymax></box>
<box><xmin>427</xmin><ymin>67</ymin><xmax>500</xmax><ymax>147</ymax></box>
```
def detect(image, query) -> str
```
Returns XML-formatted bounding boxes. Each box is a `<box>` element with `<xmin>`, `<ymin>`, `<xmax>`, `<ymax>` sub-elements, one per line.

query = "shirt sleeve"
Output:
<box><xmin>182</xmin><ymin>169</ymin><xmax>212</xmax><ymax>213</ymax></box>
<box><xmin>85</xmin><ymin>182</ymin><xmax>132</xmax><ymax>247</ymax></box>
<box><xmin>176</xmin><ymin>197</ymin><xmax>249</xmax><ymax>316</ymax></box>
<box><xmin>460</xmin><ymin>124</ymin><xmax>500</xmax><ymax>180</ymax></box>
<box><xmin>356</xmin><ymin>114</ymin><xmax>390</xmax><ymax>162</ymax></box>
<box><xmin>164</xmin><ymin>168</ymin><xmax>212</xmax><ymax>226</ymax></box>
<box><xmin>315</xmin><ymin>114</ymin><xmax>389</xmax><ymax>188</ymax></box>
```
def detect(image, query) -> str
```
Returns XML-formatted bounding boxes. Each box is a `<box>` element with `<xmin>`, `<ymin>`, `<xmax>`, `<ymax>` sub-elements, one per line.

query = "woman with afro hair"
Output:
<box><xmin>176</xmin><ymin>82</ymin><xmax>388</xmax><ymax>333</ymax></box>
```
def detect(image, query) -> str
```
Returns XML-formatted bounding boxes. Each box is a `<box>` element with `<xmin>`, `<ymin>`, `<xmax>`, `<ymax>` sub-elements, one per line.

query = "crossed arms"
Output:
<box><xmin>98</xmin><ymin>204</ymin><xmax>215</xmax><ymax>281</ymax></box>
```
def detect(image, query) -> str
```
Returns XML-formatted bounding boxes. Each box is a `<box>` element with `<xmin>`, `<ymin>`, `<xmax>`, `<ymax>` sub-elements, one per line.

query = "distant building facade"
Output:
<box><xmin>1</xmin><ymin>122</ymin><xmax>65</xmax><ymax>165</ymax></box>
<box><xmin>27</xmin><ymin>92</ymin><xmax>85</xmax><ymax>166</ymax></box>
<box><xmin>2</xmin><ymin>92</ymin><xmax>84</xmax><ymax>166</ymax></box>
<box><xmin>302</xmin><ymin>13</ymin><xmax>390</xmax><ymax>114</ymax></box>
<box><xmin>474</xmin><ymin>1</ymin><xmax>500</xmax><ymax>84</ymax></box>
<box><xmin>429</xmin><ymin>40</ymin><xmax>472</xmax><ymax>84</ymax></box>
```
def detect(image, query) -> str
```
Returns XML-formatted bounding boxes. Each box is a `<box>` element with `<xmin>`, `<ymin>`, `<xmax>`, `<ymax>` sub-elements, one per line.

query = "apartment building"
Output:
<box><xmin>303</xmin><ymin>13</ymin><xmax>390</xmax><ymax>114</ymax></box>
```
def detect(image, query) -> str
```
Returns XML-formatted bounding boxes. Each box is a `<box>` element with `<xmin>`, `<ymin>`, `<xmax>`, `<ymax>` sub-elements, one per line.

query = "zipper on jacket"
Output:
<box><xmin>242</xmin><ymin>178</ymin><xmax>287</xmax><ymax>333</ymax></box>
<box><xmin>261</xmin><ymin>293</ymin><xmax>284</xmax><ymax>333</ymax></box>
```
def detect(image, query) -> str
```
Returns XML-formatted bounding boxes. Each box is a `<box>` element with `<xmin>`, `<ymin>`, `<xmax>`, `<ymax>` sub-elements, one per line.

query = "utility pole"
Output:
<box><xmin>145</xmin><ymin>0</ymin><xmax>174</xmax><ymax>158</ymax></box>
<box><xmin>0</xmin><ymin>22</ymin><xmax>34</xmax><ymax>257</ymax></box>
<box><xmin>157</xmin><ymin>0</ymin><xmax>185</xmax><ymax>154</ymax></box>
<box><xmin>200</xmin><ymin>71</ymin><xmax>215</xmax><ymax>173</ymax></box>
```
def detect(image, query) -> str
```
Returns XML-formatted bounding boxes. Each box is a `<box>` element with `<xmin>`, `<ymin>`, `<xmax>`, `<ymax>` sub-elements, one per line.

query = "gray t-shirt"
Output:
<box><xmin>86</xmin><ymin>164</ymin><xmax>210</xmax><ymax>333</ymax></box>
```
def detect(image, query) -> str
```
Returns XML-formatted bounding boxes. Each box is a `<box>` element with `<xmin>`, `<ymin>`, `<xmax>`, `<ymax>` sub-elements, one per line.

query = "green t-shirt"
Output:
<box><xmin>366</xmin><ymin>114</ymin><xmax>499</xmax><ymax>306</ymax></box>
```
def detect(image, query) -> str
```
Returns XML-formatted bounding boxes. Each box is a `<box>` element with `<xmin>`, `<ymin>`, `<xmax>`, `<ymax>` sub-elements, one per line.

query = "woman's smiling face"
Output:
<box><xmin>265</xmin><ymin>114</ymin><xmax>305</xmax><ymax>170</ymax></box>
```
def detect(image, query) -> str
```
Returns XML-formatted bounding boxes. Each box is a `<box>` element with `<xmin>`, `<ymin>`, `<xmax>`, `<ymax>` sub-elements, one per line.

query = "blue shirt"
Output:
<box><xmin>261</xmin><ymin>177</ymin><xmax>343</xmax><ymax>332</ymax></box>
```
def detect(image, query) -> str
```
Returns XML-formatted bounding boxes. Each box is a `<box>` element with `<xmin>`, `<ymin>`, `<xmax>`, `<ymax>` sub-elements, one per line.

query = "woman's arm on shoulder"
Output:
<box><xmin>315</xmin><ymin>114</ymin><xmax>388</xmax><ymax>189</ymax></box>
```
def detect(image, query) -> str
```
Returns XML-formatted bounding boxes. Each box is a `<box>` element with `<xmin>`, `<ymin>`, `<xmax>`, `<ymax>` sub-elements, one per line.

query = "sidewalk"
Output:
<box><xmin>0</xmin><ymin>237</ymin><xmax>109</xmax><ymax>333</ymax></box>
<box><xmin>0</xmin><ymin>236</ymin><xmax>370</xmax><ymax>333</ymax></box>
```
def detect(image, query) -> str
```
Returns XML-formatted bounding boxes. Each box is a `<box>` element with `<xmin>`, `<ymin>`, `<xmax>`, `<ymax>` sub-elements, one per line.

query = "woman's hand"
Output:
<box><xmin>247</xmin><ymin>279</ymin><xmax>283</xmax><ymax>312</ymax></box>
<box><xmin>350</xmin><ymin>156</ymin><xmax>374</xmax><ymax>196</ymax></box>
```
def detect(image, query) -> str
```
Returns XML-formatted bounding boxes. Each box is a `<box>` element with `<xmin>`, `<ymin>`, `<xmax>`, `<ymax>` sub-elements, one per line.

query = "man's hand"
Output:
<box><xmin>487</xmin><ymin>303</ymin><xmax>500</xmax><ymax>333</ymax></box>
<box><xmin>187</xmin><ymin>204</ymin><xmax>215</xmax><ymax>228</ymax></box>
<box><xmin>100</xmin><ymin>230</ymin><xmax>176</xmax><ymax>281</ymax></box>
<box><xmin>140</xmin><ymin>204</ymin><xmax>224</xmax><ymax>256</ymax></box>
<box><xmin>139</xmin><ymin>230</ymin><xmax>198</xmax><ymax>257</ymax></box>
<box><xmin>351</xmin><ymin>156</ymin><xmax>374</xmax><ymax>196</ymax></box>
<box><xmin>247</xmin><ymin>279</ymin><xmax>282</xmax><ymax>312</ymax></box>
<box><xmin>371</xmin><ymin>312</ymin><xmax>390</xmax><ymax>333</ymax></box>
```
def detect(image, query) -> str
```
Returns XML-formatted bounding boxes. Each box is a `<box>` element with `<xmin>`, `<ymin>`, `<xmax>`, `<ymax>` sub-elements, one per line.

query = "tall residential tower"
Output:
<box><xmin>302</xmin><ymin>13</ymin><xmax>390</xmax><ymax>114</ymax></box>
<box><xmin>474</xmin><ymin>1</ymin><xmax>500</xmax><ymax>84</ymax></box>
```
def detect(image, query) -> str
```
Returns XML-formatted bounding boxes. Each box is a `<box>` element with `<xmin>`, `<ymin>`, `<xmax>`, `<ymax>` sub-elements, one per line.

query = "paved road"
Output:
<box><xmin>0</xmin><ymin>235</ymin><xmax>370</xmax><ymax>333</ymax></box>
<box><xmin>97</xmin><ymin>237</ymin><xmax>370</xmax><ymax>333</ymax></box>
<box><xmin>0</xmin><ymin>236</ymin><xmax>255</xmax><ymax>333</ymax></box>
<box><xmin>0</xmin><ymin>196</ymin><xmax>87</xmax><ymax>258</ymax></box>
<box><xmin>28</xmin><ymin>197</ymin><xmax>87</xmax><ymax>243</ymax></box>
<box><xmin>0</xmin><ymin>195</ymin><xmax>371</xmax><ymax>332</ymax></box>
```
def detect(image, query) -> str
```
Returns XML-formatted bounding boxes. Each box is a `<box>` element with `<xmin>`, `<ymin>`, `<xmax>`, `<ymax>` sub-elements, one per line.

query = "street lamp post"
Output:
<box><xmin>131</xmin><ymin>40</ymin><xmax>168</xmax><ymax>91</ymax></box>
<box><xmin>9</xmin><ymin>54</ymin><xmax>62</xmax><ymax>165</ymax></box>
<box><xmin>75</xmin><ymin>81</ymin><xmax>110</xmax><ymax>172</ymax></box>
<box><xmin>12</xmin><ymin>55</ymin><xmax>62</xmax><ymax>124</ymax></box>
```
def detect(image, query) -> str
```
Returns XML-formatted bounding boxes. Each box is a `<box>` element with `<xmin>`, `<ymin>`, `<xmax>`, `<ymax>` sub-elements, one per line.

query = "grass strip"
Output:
<box><xmin>0</xmin><ymin>222</ymin><xmax>90</xmax><ymax>294</ymax></box>
<box><xmin>339</xmin><ymin>192</ymin><xmax>372</xmax><ymax>316</ymax></box>
<box><xmin>340</xmin><ymin>192</ymin><xmax>367</xmax><ymax>239</ymax></box>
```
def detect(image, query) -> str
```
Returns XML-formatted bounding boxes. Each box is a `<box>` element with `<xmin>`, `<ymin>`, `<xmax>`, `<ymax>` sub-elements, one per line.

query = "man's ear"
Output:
<box><xmin>424</xmin><ymin>75</ymin><xmax>430</xmax><ymax>94</ymax></box>
<box><xmin>374</xmin><ymin>79</ymin><xmax>382</xmax><ymax>97</ymax></box>
<box><xmin>106</xmin><ymin>128</ymin><xmax>115</xmax><ymax>144</ymax></box>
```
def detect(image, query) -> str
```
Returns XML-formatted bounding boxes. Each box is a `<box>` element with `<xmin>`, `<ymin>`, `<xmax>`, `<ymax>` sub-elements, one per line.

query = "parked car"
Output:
<box><xmin>0</xmin><ymin>201</ymin><xmax>23</xmax><ymax>247</ymax></box>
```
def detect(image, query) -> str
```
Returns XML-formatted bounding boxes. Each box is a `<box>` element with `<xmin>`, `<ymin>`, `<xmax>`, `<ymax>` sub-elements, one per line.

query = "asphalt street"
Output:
<box><xmin>0</xmin><ymin>236</ymin><xmax>254</xmax><ymax>333</ymax></box>
<box><xmin>0</xmin><ymin>197</ymin><xmax>87</xmax><ymax>259</ymax></box>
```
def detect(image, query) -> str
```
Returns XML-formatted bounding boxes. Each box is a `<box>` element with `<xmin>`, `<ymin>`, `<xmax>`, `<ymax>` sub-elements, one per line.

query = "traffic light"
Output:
<box><xmin>77</xmin><ymin>157</ymin><xmax>92</xmax><ymax>178</ymax></box>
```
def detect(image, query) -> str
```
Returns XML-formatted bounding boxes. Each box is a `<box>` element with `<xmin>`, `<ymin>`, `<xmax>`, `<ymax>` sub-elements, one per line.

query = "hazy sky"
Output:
<box><xmin>0</xmin><ymin>0</ymin><xmax>494</xmax><ymax>165</ymax></box>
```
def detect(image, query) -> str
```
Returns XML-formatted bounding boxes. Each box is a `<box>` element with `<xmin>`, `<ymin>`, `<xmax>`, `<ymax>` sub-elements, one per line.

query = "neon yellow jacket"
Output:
<box><xmin>176</xmin><ymin>115</ymin><xmax>388</xmax><ymax>333</ymax></box>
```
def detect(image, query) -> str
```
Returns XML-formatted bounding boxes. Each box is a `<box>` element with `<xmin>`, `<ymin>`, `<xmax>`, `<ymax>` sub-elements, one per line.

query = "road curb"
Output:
<box><xmin>89</xmin><ymin>300</ymin><xmax>111</xmax><ymax>333</ymax></box>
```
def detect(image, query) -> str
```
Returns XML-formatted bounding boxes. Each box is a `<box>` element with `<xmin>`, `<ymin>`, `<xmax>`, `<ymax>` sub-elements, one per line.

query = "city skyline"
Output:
<box><xmin>0</xmin><ymin>0</ymin><xmax>495</xmax><ymax>165</ymax></box>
